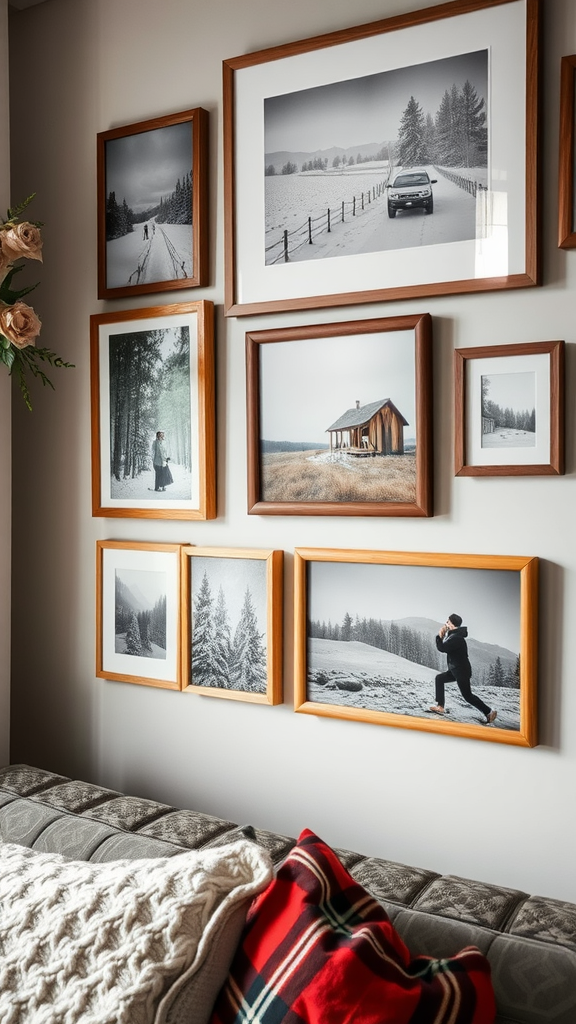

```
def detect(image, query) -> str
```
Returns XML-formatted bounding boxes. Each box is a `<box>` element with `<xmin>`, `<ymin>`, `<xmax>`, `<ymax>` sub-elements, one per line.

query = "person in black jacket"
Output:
<box><xmin>430</xmin><ymin>613</ymin><xmax>497</xmax><ymax>723</ymax></box>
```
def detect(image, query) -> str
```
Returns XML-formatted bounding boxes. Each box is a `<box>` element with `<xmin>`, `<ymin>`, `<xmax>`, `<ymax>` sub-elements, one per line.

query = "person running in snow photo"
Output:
<box><xmin>430</xmin><ymin>613</ymin><xmax>497</xmax><ymax>724</ymax></box>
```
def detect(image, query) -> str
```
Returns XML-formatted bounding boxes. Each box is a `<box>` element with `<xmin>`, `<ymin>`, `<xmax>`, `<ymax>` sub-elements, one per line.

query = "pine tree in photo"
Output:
<box><xmin>137</xmin><ymin>610</ymin><xmax>153</xmax><ymax>653</ymax></box>
<box><xmin>458</xmin><ymin>79</ymin><xmax>487</xmax><ymax>168</ymax></box>
<box><xmin>396</xmin><ymin>96</ymin><xmax>427</xmax><ymax>167</ymax></box>
<box><xmin>213</xmin><ymin>585</ymin><xmax>233</xmax><ymax>687</ymax></box>
<box><xmin>191</xmin><ymin>571</ymin><xmax>217</xmax><ymax>686</ymax></box>
<box><xmin>150</xmin><ymin>595</ymin><xmax>167</xmax><ymax>652</ymax></box>
<box><xmin>125</xmin><ymin>612</ymin><xmax>142</xmax><ymax>656</ymax></box>
<box><xmin>230</xmin><ymin>586</ymin><xmax>267</xmax><ymax>693</ymax></box>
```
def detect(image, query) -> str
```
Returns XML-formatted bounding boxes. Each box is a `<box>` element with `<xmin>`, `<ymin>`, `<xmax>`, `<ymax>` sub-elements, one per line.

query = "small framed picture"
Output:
<box><xmin>246</xmin><ymin>314</ymin><xmax>432</xmax><ymax>516</ymax></box>
<box><xmin>97</xmin><ymin>107</ymin><xmax>208</xmax><ymax>299</ymax></box>
<box><xmin>454</xmin><ymin>341</ymin><xmax>564</xmax><ymax>476</ymax></box>
<box><xmin>96</xmin><ymin>540</ymin><xmax>183</xmax><ymax>690</ymax></box>
<box><xmin>181</xmin><ymin>547</ymin><xmax>283</xmax><ymax>704</ymax></box>
<box><xmin>294</xmin><ymin>547</ymin><xmax>538</xmax><ymax>747</ymax></box>
<box><xmin>558</xmin><ymin>54</ymin><xmax>576</xmax><ymax>248</ymax></box>
<box><xmin>90</xmin><ymin>301</ymin><xmax>216</xmax><ymax>520</ymax></box>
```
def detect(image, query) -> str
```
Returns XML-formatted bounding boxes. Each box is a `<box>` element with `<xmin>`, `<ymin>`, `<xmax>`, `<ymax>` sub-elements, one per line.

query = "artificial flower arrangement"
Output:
<box><xmin>0</xmin><ymin>194</ymin><xmax>73</xmax><ymax>409</ymax></box>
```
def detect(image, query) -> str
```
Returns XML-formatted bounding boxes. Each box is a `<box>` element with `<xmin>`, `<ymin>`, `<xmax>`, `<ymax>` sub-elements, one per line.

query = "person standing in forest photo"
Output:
<box><xmin>430</xmin><ymin>613</ymin><xmax>497</xmax><ymax>724</ymax></box>
<box><xmin>151</xmin><ymin>430</ymin><xmax>169</xmax><ymax>492</ymax></box>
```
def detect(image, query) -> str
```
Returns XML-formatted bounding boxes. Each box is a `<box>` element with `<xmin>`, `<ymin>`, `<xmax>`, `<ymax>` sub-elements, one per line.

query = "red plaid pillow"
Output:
<box><xmin>210</xmin><ymin>829</ymin><xmax>495</xmax><ymax>1024</ymax></box>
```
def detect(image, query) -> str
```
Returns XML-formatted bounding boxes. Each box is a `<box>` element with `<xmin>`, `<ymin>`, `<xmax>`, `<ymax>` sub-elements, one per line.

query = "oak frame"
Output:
<box><xmin>96</xmin><ymin>540</ymin><xmax>183</xmax><ymax>690</ymax></box>
<box><xmin>454</xmin><ymin>340</ymin><xmax>564</xmax><ymax>476</ymax></box>
<box><xmin>558</xmin><ymin>54</ymin><xmax>576</xmax><ymax>248</ymax></box>
<box><xmin>181</xmin><ymin>547</ymin><xmax>283</xmax><ymax>704</ymax></box>
<box><xmin>294</xmin><ymin>547</ymin><xmax>538</xmax><ymax>747</ymax></box>
<box><xmin>97</xmin><ymin>107</ymin><xmax>208</xmax><ymax>300</ymax></box>
<box><xmin>90</xmin><ymin>301</ymin><xmax>216</xmax><ymax>521</ymax></box>
<box><xmin>246</xmin><ymin>313</ymin><xmax>433</xmax><ymax>517</ymax></box>
<box><xmin>223</xmin><ymin>0</ymin><xmax>541</xmax><ymax>316</ymax></box>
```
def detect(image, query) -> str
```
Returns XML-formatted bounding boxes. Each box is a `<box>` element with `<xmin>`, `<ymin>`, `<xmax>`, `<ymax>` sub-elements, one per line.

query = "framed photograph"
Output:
<box><xmin>294</xmin><ymin>548</ymin><xmax>538</xmax><ymax>747</ymax></box>
<box><xmin>246</xmin><ymin>314</ymin><xmax>432</xmax><ymax>517</ymax></box>
<box><xmin>223</xmin><ymin>0</ymin><xmax>540</xmax><ymax>316</ymax></box>
<box><xmin>181</xmin><ymin>547</ymin><xmax>283</xmax><ymax>704</ymax></box>
<box><xmin>96</xmin><ymin>540</ymin><xmax>183</xmax><ymax>690</ymax></box>
<box><xmin>90</xmin><ymin>301</ymin><xmax>216</xmax><ymax>520</ymax></box>
<box><xmin>97</xmin><ymin>107</ymin><xmax>208</xmax><ymax>299</ymax></box>
<box><xmin>558</xmin><ymin>54</ymin><xmax>576</xmax><ymax>248</ymax></box>
<box><xmin>454</xmin><ymin>340</ymin><xmax>564</xmax><ymax>476</ymax></box>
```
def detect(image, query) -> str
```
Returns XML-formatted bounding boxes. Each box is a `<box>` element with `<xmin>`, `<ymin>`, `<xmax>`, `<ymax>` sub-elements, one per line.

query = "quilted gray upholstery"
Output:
<box><xmin>0</xmin><ymin>764</ymin><xmax>574</xmax><ymax>1023</ymax></box>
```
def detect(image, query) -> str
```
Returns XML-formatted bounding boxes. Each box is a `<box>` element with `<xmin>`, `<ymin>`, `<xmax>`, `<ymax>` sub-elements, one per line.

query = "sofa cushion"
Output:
<box><xmin>0</xmin><ymin>838</ymin><xmax>272</xmax><ymax>1024</ymax></box>
<box><xmin>210</xmin><ymin>829</ymin><xmax>495</xmax><ymax>1024</ymax></box>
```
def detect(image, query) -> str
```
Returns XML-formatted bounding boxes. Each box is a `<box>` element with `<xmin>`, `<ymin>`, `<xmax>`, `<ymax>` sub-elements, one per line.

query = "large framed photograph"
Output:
<box><xmin>246</xmin><ymin>314</ymin><xmax>432</xmax><ymax>516</ymax></box>
<box><xmin>96</xmin><ymin>540</ymin><xmax>182</xmax><ymax>690</ymax></box>
<box><xmin>223</xmin><ymin>0</ymin><xmax>540</xmax><ymax>316</ymax></box>
<box><xmin>294</xmin><ymin>548</ymin><xmax>538</xmax><ymax>747</ymax></box>
<box><xmin>90</xmin><ymin>301</ymin><xmax>216</xmax><ymax>520</ymax></box>
<box><xmin>558</xmin><ymin>54</ymin><xmax>576</xmax><ymax>248</ymax></box>
<box><xmin>454</xmin><ymin>340</ymin><xmax>564</xmax><ymax>476</ymax></box>
<box><xmin>181</xmin><ymin>547</ymin><xmax>283</xmax><ymax>704</ymax></box>
<box><xmin>97</xmin><ymin>107</ymin><xmax>208</xmax><ymax>299</ymax></box>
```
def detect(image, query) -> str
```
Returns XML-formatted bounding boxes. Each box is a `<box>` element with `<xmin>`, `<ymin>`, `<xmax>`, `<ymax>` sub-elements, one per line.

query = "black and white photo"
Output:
<box><xmin>481</xmin><ymin>371</ymin><xmax>535</xmax><ymax>449</ymax></box>
<box><xmin>114</xmin><ymin>568</ymin><xmax>167</xmax><ymax>660</ymax></box>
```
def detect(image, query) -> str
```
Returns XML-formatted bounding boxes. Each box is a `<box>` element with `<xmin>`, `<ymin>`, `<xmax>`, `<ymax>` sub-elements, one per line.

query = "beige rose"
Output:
<box><xmin>0</xmin><ymin>221</ymin><xmax>43</xmax><ymax>263</ymax></box>
<box><xmin>0</xmin><ymin>301</ymin><xmax>41</xmax><ymax>349</ymax></box>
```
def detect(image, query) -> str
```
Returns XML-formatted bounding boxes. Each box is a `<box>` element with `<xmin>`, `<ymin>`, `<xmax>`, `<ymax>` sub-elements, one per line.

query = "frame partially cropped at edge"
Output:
<box><xmin>90</xmin><ymin>301</ymin><xmax>216</xmax><ymax>521</ymax></box>
<box><xmin>294</xmin><ymin>548</ymin><xmax>538</xmax><ymax>747</ymax></box>
<box><xmin>97</xmin><ymin>107</ymin><xmax>208</xmax><ymax>300</ymax></box>
<box><xmin>558</xmin><ymin>54</ymin><xmax>576</xmax><ymax>248</ymax></box>
<box><xmin>246</xmin><ymin>313</ymin><xmax>433</xmax><ymax>517</ymax></box>
<box><xmin>223</xmin><ymin>0</ymin><xmax>540</xmax><ymax>316</ymax></box>
<box><xmin>181</xmin><ymin>546</ymin><xmax>284</xmax><ymax>704</ymax></box>
<box><xmin>96</xmin><ymin>540</ymin><xmax>183</xmax><ymax>690</ymax></box>
<box><xmin>454</xmin><ymin>340</ymin><xmax>564</xmax><ymax>476</ymax></box>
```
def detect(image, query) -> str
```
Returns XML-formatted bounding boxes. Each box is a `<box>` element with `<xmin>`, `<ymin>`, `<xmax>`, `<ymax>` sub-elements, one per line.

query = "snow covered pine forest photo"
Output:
<box><xmin>115</xmin><ymin>569</ymin><xmax>167</xmax><ymax>661</ymax></box>
<box><xmin>264</xmin><ymin>49</ymin><xmax>487</xmax><ymax>264</ymax></box>
<box><xmin>189</xmin><ymin>557</ymin><xmax>268</xmax><ymax>694</ymax></box>
<box><xmin>105</xmin><ymin>120</ymin><xmax>193</xmax><ymax>289</ymax></box>
<box><xmin>306</xmin><ymin>561</ymin><xmax>522</xmax><ymax>731</ymax></box>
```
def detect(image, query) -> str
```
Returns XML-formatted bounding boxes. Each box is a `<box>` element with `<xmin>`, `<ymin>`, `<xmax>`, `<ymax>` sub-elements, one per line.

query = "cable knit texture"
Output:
<box><xmin>0</xmin><ymin>839</ymin><xmax>272</xmax><ymax>1024</ymax></box>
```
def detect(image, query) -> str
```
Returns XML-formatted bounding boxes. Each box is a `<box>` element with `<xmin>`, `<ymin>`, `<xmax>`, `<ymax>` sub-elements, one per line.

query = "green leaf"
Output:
<box><xmin>5</xmin><ymin>193</ymin><xmax>36</xmax><ymax>223</ymax></box>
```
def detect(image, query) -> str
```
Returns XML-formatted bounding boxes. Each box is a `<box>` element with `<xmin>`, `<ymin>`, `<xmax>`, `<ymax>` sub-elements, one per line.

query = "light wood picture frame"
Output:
<box><xmin>558</xmin><ymin>54</ymin><xmax>576</xmax><ymax>248</ymax></box>
<box><xmin>96</xmin><ymin>540</ymin><xmax>183</xmax><ymax>690</ymax></box>
<box><xmin>246</xmin><ymin>313</ymin><xmax>432</xmax><ymax>516</ymax></box>
<box><xmin>223</xmin><ymin>0</ymin><xmax>540</xmax><ymax>316</ymax></box>
<box><xmin>181</xmin><ymin>547</ymin><xmax>283</xmax><ymax>704</ymax></box>
<box><xmin>90</xmin><ymin>301</ymin><xmax>216</xmax><ymax>520</ymax></box>
<box><xmin>97</xmin><ymin>107</ymin><xmax>208</xmax><ymax>299</ymax></box>
<box><xmin>454</xmin><ymin>340</ymin><xmax>564</xmax><ymax>476</ymax></box>
<box><xmin>294</xmin><ymin>547</ymin><xmax>538</xmax><ymax>747</ymax></box>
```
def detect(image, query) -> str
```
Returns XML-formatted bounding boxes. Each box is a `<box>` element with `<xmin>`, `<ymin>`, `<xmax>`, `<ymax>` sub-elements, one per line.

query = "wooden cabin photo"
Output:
<box><xmin>326</xmin><ymin>399</ymin><xmax>409</xmax><ymax>456</ymax></box>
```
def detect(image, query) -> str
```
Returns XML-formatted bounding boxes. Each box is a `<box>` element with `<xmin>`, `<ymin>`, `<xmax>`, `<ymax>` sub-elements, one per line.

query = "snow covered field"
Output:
<box><xmin>106</xmin><ymin>220</ymin><xmax>193</xmax><ymax>289</ymax></box>
<box><xmin>307</xmin><ymin>638</ymin><xmax>520</xmax><ymax>730</ymax></box>
<box><xmin>482</xmin><ymin>427</ymin><xmax>536</xmax><ymax>449</ymax></box>
<box><xmin>110</xmin><ymin>461</ymin><xmax>192</xmax><ymax>501</ymax></box>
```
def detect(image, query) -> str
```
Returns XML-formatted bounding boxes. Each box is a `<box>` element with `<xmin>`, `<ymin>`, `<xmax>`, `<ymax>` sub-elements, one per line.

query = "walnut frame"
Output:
<box><xmin>294</xmin><ymin>547</ymin><xmax>538</xmax><ymax>747</ymax></box>
<box><xmin>181</xmin><ymin>547</ymin><xmax>284</xmax><ymax>705</ymax></box>
<box><xmin>246</xmin><ymin>313</ymin><xmax>433</xmax><ymax>517</ymax></box>
<box><xmin>558</xmin><ymin>55</ymin><xmax>576</xmax><ymax>248</ymax></box>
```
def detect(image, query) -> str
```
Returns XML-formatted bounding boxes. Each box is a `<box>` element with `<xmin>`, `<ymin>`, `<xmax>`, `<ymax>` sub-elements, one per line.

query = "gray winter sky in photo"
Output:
<box><xmin>265</xmin><ymin>49</ymin><xmax>487</xmax><ymax>154</ymax></box>
<box><xmin>115</xmin><ymin>569</ymin><xmax>166</xmax><ymax>609</ymax></box>
<box><xmin>106</xmin><ymin>121</ymin><xmax>192</xmax><ymax>213</ymax></box>
<box><xmin>308</xmin><ymin>561</ymin><xmax>520</xmax><ymax>652</ymax></box>
<box><xmin>192</xmin><ymin>557</ymin><xmax>267</xmax><ymax>634</ymax></box>
<box><xmin>259</xmin><ymin>331</ymin><xmax>416</xmax><ymax>444</ymax></box>
<box><xmin>482</xmin><ymin>371</ymin><xmax>536</xmax><ymax>412</ymax></box>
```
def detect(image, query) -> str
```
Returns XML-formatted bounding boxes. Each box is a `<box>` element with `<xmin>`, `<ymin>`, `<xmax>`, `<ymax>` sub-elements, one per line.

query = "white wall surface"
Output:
<box><xmin>0</xmin><ymin>0</ymin><xmax>10</xmax><ymax>767</ymax></box>
<box><xmin>8</xmin><ymin>0</ymin><xmax>576</xmax><ymax>900</ymax></box>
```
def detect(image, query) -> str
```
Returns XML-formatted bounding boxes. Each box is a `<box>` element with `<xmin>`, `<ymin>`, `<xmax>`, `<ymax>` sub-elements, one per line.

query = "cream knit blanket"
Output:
<box><xmin>0</xmin><ymin>839</ymin><xmax>272</xmax><ymax>1024</ymax></box>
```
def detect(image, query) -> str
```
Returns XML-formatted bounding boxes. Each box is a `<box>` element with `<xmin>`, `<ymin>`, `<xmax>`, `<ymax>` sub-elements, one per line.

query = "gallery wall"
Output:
<box><xmin>8</xmin><ymin>0</ymin><xmax>576</xmax><ymax>900</ymax></box>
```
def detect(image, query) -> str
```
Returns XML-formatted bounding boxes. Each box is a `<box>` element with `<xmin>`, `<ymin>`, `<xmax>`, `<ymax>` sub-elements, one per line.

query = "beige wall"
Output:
<box><xmin>0</xmin><ymin>0</ymin><xmax>10</xmax><ymax>766</ymax></box>
<box><xmin>9</xmin><ymin>0</ymin><xmax>576</xmax><ymax>900</ymax></box>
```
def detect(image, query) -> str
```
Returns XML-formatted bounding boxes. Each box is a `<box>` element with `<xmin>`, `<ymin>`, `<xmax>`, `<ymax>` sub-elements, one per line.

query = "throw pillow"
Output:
<box><xmin>0</xmin><ymin>838</ymin><xmax>272</xmax><ymax>1024</ymax></box>
<box><xmin>210</xmin><ymin>829</ymin><xmax>496</xmax><ymax>1024</ymax></box>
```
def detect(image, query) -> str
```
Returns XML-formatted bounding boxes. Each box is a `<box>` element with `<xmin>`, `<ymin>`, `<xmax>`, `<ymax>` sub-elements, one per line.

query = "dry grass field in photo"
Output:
<box><xmin>260</xmin><ymin>449</ymin><xmax>416</xmax><ymax>503</ymax></box>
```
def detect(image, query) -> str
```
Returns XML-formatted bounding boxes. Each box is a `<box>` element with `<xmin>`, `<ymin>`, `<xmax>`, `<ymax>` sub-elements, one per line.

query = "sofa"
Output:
<box><xmin>0</xmin><ymin>763</ymin><xmax>574</xmax><ymax>1024</ymax></box>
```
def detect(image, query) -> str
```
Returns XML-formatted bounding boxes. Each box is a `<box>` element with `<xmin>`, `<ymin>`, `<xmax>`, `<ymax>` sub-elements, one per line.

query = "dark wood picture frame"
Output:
<box><xmin>294</xmin><ymin>547</ymin><xmax>538</xmax><ymax>747</ymax></box>
<box><xmin>90</xmin><ymin>300</ymin><xmax>216</xmax><ymax>520</ymax></box>
<box><xmin>454</xmin><ymin>340</ymin><xmax>564</xmax><ymax>476</ymax></box>
<box><xmin>558</xmin><ymin>54</ymin><xmax>576</xmax><ymax>248</ymax></box>
<box><xmin>97</xmin><ymin>107</ymin><xmax>208</xmax><ymax>299</ymax></box>
<box><xmin>246</xmin><ymin>313</ymin><xmax>433</xmax><ymax>517</ymax></box>
<box><xmin>223</xmin><ymin>0</ymin><xmax>540</xmax><ymax>316</ymax></box>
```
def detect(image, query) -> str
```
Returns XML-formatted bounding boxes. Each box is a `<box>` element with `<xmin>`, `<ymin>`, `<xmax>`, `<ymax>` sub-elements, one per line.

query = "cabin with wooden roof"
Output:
<box><xmin>326</xmin><ymin>399</ymin><xmax>409</xmax><ymax>456</ymax></box>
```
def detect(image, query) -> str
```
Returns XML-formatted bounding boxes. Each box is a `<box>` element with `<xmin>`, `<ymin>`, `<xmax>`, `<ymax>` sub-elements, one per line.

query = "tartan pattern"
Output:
<box><xmin>210</xmin><ymin>830</ymin><xmax>495</xmax><ymax>1024</ymax></box>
